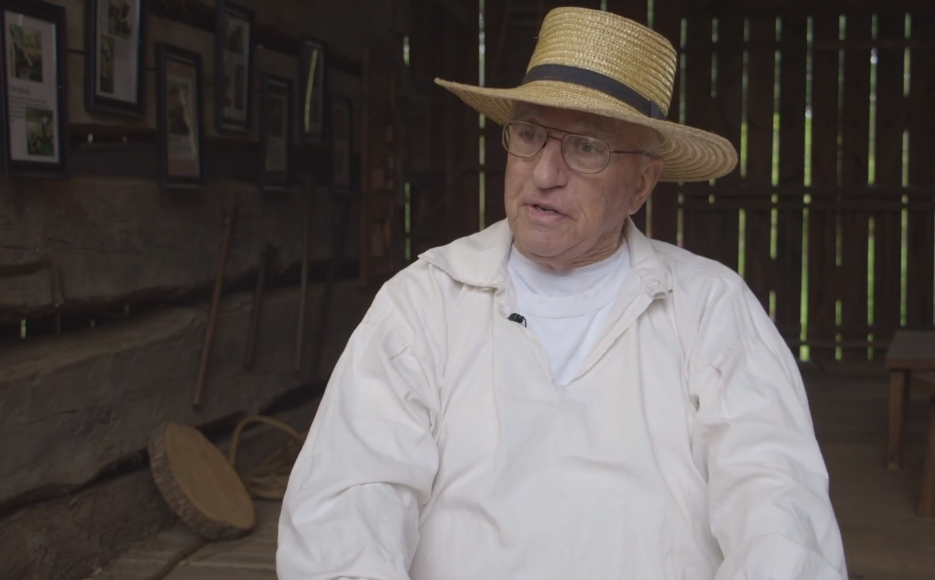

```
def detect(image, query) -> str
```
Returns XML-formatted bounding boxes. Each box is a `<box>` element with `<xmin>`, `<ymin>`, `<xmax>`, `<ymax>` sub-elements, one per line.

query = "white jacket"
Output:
<box><xmin>278</xmin><ymin>219</ymin><xmax>847</xmax><ymax>580</ymax></box>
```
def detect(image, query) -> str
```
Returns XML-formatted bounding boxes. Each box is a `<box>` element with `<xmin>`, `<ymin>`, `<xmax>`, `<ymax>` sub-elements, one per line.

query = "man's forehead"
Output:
<box><xmin>512</xmin><ymin>103</ymin><xmax>615</xmax><ymax>135</ymax></box>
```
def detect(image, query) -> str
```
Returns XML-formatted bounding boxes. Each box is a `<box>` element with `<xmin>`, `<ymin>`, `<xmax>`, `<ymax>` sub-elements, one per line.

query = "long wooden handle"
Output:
<box><xmin>294</xmin><ymin>202</ymin><xmax>311</xmax><ymax>375</ymax></box>
<box><xmin>243</xmin><ymin>248</ymin><xmax>267</xmax><ymax>370</ymax></box>
<box><xmin>193</xmin><ymin>209</ymin><xmax>235</xmax><ymax>407</ymax></box>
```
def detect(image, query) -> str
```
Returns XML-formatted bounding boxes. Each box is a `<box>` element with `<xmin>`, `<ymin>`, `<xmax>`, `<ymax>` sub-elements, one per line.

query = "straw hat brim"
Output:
<box><xmin>435</xmin><ymin>77</ymin><xmax>738</xmax><ymax>183</ymax></box>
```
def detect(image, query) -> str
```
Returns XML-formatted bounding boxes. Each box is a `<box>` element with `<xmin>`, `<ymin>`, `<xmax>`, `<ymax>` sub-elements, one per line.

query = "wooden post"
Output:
<box><xmin>887</xmin><ymin>369</ymin><xmax>909</xmax><ymax>470</ymax></box>
<box><xmin>873</xmin><ymin>13</ymin><xmax>908</xmax><ymax>356</ymax></box>
<box><xmin>294</xmin><ymin>199</ymin><xmax>311</xmax><ymax>376</ymax></box>
<box><xmin>839</xmin><ymin>14</ymin><xmax>872</xmax><ymax>359</ymax></box>
<box><xmin>243</xmin><ymin>247</ymin><xmax>268</xmax><ymax>371</ymax></box>
<box><xmin>808</xmin><ymin>15</ymin><xmax>842</xmax><ymax>361</ymax></box>
<box><xmin>745</xmin><ymin>16</ymin><xmax>777</xmax><ymax>313</ymax></box>
<box><xmin>648</xmin><ymin>0</ymin><xmax>681</xmax><ymax>246</ymax></box>
<box><xmin>776</xmin><ymin>15</ymin><xmax>807</xmax><ymax>346</ymax></box>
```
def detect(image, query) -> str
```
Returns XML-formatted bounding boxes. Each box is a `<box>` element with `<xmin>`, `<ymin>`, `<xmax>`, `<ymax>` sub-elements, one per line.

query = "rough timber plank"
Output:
<box><xmin>0</xmin><ymin>177</ymin><xmax>344</xmax><ymax>322</ymax></box>
<box><xmin>1</xmin><ymin>403</ymin><xmax>319</xmax><ymax>580</ymax></box>
<box><xmin>873</xmin><ymin>12</ymin><xmax>909</xmax><ymax>354</ymax></box>
<box><xmin>839</xmin><ymin>13</ymin><xmax>872</xmax><ymax>358</ymax></box>
<box><xmin>906</xmin><ymin>14</ymin><xmax>935</xmax><ymax>330</ymax></box>
<box><xmin>0</xmin><ymin>468</ymin><xmax>176</xmax><ymax>580</ymax></box>
<box><xmin>744</xmin><ymin>17</ymin><xmax>777</xmax><ymax>311</ymax></box>
<box><xmin>0</xmin><ymin>281</ymin><xmax>371</xmax><ymax>508</ymax></box>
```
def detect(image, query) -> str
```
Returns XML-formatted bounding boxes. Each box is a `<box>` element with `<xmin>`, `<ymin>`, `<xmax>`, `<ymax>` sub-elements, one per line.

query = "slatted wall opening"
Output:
<box><xmin>674</xmin><ymin>4</ymin><xmax>935</xmax><ymax>360</ymax></box>
<box><xmin>477</xmin><ymin>0</ymin><xmax>934</xmax><ymax>360</ymax></box>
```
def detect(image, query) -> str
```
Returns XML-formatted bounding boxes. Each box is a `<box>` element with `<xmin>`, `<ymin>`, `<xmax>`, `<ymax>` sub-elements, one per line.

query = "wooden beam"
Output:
<box><xmin>0</xmin><ymin>177</ymin><xmax>353</xmax><ymax>322</ymax></box>
<box><xmin>0</xmin><ymin>281</ymin><xmax>372</xmax><ymax>509</ymax></box>
<box><xmin>0</xmin><ymin>396</ymin><xmax>325</xmax><ymax>580</ymax></box>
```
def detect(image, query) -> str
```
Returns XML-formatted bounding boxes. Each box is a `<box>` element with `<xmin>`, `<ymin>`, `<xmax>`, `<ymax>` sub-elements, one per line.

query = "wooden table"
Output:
<box><xmin>885</xmin><ymin>330</ymin><xmax>935</xmax><ymax>516</ymax></box>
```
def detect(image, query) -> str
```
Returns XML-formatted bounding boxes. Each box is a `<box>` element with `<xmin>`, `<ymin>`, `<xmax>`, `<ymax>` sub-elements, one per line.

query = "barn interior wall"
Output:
<box><xmin>0</xmin><ymin>0</ymin><xmax>401</xmax><ymax>577</ymax></box>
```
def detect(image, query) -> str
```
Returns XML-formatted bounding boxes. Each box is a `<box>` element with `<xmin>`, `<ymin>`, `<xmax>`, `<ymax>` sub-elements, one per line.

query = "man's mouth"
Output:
<box><xmin>531</xmin><ymin>203</ymin><xmax>561</xmax><ymax>215</ymax></box>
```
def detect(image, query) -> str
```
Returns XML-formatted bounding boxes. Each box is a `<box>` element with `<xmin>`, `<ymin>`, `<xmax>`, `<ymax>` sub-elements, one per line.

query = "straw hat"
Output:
<box><xmin>435</xmin><ymin>7</ymin><xmax>738</xmax><ymax>182</ymax></box>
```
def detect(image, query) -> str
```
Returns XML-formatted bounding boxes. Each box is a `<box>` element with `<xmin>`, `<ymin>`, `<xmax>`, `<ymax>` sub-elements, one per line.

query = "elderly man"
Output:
<box><xmin>278</xmin><ymin>7</ymin><xmax>846</xmax><ymax>580</ymax></box>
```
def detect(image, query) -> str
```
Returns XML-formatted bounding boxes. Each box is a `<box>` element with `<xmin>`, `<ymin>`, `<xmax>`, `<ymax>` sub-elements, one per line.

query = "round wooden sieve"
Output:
<box><xmin>148</xmin><ymin>421</ymin><xmax>255</xmax><ymax>540</ymax></box>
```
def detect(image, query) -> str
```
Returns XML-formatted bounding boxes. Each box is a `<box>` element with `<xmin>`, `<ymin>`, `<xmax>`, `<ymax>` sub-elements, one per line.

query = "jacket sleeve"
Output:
<box><xmin>277</xmin><ymin>294</ymin><xmax>440</xmax><ymax>580</ymax></box>
<box><xmin>687</xmin><ymin>281</ymin><xmax>847</xmax><ymax>580</ymax></box>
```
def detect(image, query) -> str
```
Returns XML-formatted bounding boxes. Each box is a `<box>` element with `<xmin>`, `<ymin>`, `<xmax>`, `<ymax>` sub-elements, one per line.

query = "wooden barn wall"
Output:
<box><xmin>476</xmin><ymin>0</ymin><xmax>935</xmax><ymax>359</ymax></box>
<box><xmin>0</xmin><ymin>0</ymin><xmax>401</xmax><ymax>577</ymax></box>
<box><xmin>675</xmin><ymin>0</ymin><xmax>935</xmax><ymax>359</ymax></box>
<box><xmin>404</xmin><ymin>0</ymin><xmax>480</xmax><ymax>258</ymax></box>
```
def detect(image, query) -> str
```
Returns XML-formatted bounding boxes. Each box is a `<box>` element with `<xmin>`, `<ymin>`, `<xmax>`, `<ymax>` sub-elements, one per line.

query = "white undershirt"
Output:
<box><xmin>507</xmin><ymin>241</ymin><xmax>630</xmax><ymax>386</ymax></box>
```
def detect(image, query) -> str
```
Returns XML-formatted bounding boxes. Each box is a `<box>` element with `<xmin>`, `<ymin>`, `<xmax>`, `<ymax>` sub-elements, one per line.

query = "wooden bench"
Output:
<box><xmin>885</xmin><ymin>330</ymin><xmax>935</xmax><ymax>516</ymax></box>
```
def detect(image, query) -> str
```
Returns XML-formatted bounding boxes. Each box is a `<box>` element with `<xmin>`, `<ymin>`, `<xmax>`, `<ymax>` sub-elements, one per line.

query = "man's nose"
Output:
<box><xmin>532</xmin><ymin>136</ymin><xmax>570</xmax><ymax>189</ymax></box>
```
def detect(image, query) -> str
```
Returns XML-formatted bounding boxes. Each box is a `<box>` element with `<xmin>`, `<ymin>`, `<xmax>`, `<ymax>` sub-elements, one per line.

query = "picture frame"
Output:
<box><xmin>258</xmin><ymin>73</ymin><xmax>292</xmax><ymax>192</ymax></box>
<box><xmin>156</xmin><ymin>43</ymin><xmax>205</xmax><ymax>189</ymax></box>
<box><xmin>297</xmin><ymin>37</ymin><xmax>326</xmax><ymax>141</ymax></box>
<box><xmin>330</xmin><ymin>95</ymin><xmax>352</xmax><ymax>188</ymax></box>
<box><xmin>0</xmin><ymin>0</ymin><xmax>69</xmax><ymax>179</ymax></box>
<box><xmin>84</xmin><ymin>0</ymin><xmax>146</xmax><ymax>117</ymax></box>
<box><xmin>214</xmin><ymin>0</ymin><xmax>254</xmax><ymax>133</ymax></box>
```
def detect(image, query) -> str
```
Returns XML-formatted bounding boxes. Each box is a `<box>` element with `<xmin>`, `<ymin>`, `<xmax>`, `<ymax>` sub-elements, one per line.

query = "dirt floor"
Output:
<box><xmin>87</xmin><ymin>362</ymin><xmax>935</xmax><ymax>580</ymax></box>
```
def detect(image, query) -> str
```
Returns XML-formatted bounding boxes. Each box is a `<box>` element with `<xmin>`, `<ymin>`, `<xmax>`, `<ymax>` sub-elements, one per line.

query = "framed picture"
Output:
<box><xmin>330</xmin><ymin>95</ymin><xmax>352</xmax><ymax>188</ymax></box>
<box><xmin>156</xmin><ymin>43</ymin><xmax>205</xmax><ymax>188</ymax></box>
<box><xmin>258</xmin><ymin>73</ymin><xmax>292</xmax><ymax>191</ymax></box>
<box><xmin>297</xmin><ymin>37</ymin><xmax>326</xmax><ymax>141</ymax></box>
<box><xmin>214</xmin><ymin>0</ymin><xmax>253</xmax><ymax>132</ymax></box>
<box><xmin>84</xmin><ymin>0</ymin><xmax>146</xmax><ymax>117</ymax></box>
<box><xmin>0</xmin><ymin>0</ymin><xmax>69</xmax><ymax>178</ymax></box>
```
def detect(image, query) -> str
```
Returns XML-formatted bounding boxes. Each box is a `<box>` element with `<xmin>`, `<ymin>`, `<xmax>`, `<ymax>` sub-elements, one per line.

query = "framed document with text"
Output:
<box><xmin>214</xmin><ymin>0</ymin><xmax>254</xmax><ymax>132</ymax></box>
<box><xmin>0</xmin><ymin>0</ymin><xmax>69</xmax><ymax>178</ymax></box>
<box><xmin>258</xmin><ymin>73</ymin><xmax>292</xmax><ymax>192</ymax></box>
<box><xmin>84</xmin><ymin>0</ymin><xmax>146</xmax><ymax>117</ymax></box>
<box><xmin>156</xmin><ymin>43</ymin><xmax>205</xmax><ymax>189</ymax></box>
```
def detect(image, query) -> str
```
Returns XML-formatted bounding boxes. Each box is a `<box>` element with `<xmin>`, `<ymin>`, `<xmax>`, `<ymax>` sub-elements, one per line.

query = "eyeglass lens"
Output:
<box><xmin>503</xmin><ymin>121</ymin><xmax>611</xmax><ymax>174</ymax></box>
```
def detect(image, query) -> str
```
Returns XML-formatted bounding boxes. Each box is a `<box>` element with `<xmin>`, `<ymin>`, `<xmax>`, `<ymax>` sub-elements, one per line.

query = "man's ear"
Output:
<box><xmin>628</xmin><ymin>156</ymin><xmax>665</xmax><ymax>215</ymax></box>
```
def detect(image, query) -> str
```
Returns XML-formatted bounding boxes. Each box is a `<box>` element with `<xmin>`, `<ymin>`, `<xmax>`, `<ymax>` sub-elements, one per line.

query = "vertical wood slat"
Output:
<box><xmin>840</xmin><ymin>13</ymin><xmax>872</xmax><ymax>358</ymax></box>
<box><xmin>606</xmin><ymin>0</ymin><xmax>650</xmax><ymax>234</ymax></box>
<box><xmin>745</xmin><ymin>17</ymin><xmax>777</xmax><ymax>312</ymax></box>
<box><xmin>456</xmin><ymin>0</ymin><xmax>482</xmax><ymax>239</ymax></box>
<box><xmin>682</xmin><ymin>17</ymin><xmax>714</xmax><ymax>260</ymax></box>
<box><xmin>776</xmin><ymin>15</ymin><xmax>807</xmax><ymax>343</ymax></box>
<box><xmin>906</xmin><ymin>14</ymin><xmax>935</xmax><ymax>329</ymax></box>
<box><xmin>648</xmin><ymin>0</ymin><xmax>682</xmax><ymax>246</ymax></box>
<box><xmin>483</xmin><ymin>0</ymin><xmax>508</xmax><ymax>228</ymax></box>
<box><xmin>873</xmin><ymin>12</ymin><xmax>908</xmax><ymax>353</ymax></box>
<box><xmin>808</xmin><ymin>15</ymin><xmax>841</xmax><ymax>360</ymax></box>
<box><xmin>712</xmin><ymin>15</ymin><xmax>744</xmax><ymax>272</ymax></box>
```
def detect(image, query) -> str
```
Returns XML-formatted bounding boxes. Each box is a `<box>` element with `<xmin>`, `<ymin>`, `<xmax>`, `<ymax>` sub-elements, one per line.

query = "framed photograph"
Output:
<box><xmin>0</xmin><ymin>0</ymin><xmax>69</xmax><ymax>178</ymax></box>
<box><xmin>331</xmin><ymin>95</ymin><xmax>352</xmax><ymax>188</ymax></box>
<box><xmin>156</xmin><ymin>43</ymin><xmax>205</xmax><ymax>188</ymax></box>
<box><xmin>214</xmin><ymin>1</ymin><xmax>253</xmax><ymax>132</ymax></box>
<box><xmin>258</xmin><ymin>74</ymin><xmax>292</xmax><ymax>191</ymax></box>
<box><xmin>297</xmin><ymin>37</ymin><xmax>326</xmax><ymax>141</ymax></box>
<box><xmin>84</xmin><ymin>0</ymin><xmax>146</xmax><ymax>117</ymax></box>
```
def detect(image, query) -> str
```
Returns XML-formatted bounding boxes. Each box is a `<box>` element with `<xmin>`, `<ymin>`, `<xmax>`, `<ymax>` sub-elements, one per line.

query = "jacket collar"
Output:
<box><xmin>419</xmin><ymin>218</ymin><xmax>673</xmax><ymax>297</ymax></box>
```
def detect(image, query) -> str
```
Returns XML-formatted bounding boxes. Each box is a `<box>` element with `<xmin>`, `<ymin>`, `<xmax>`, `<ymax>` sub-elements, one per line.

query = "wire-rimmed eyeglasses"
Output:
<box><xmin>502</xmin><ymin>120</ymin><xmax>654</xmax><ymax>174</ymax></box>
